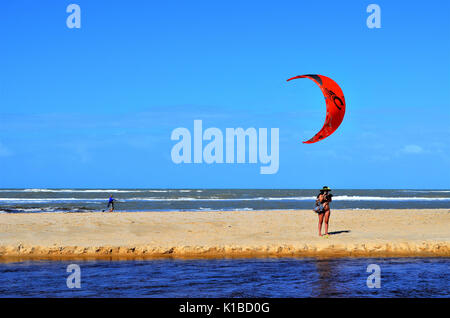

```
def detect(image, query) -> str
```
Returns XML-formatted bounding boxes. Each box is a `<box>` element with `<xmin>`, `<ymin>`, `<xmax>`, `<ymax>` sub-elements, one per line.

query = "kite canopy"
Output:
<box><xmin>287</xmin><ymin>74</ymin><xmax>346</xmax><ymax>144</ymax></box>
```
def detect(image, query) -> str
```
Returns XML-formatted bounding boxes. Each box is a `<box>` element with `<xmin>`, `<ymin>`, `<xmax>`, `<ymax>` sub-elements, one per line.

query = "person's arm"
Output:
<box><xmin>318</xmin><ymin>194</ymin><xmax>323</xmax><ymax>203</ymax></box>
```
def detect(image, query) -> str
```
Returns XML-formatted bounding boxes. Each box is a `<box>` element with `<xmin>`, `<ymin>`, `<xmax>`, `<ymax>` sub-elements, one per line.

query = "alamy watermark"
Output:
<box><xmin>366</xmin><ymin>264</ymin><xmax>381</xmax><ymax>288</ymax></box>
<box><xmin>64</xmin><ymin>4</ymin><xmax>381</xmax><ymax>30</ymax></box>
<box><xmin>366</xmin><ymin>4</ymin><xmax>381</xmax><ymax>29</ymax></box>
<box><xmin>66</xmin><ymin>4</ymin><xmax>81</xmax><ymax>29</ymax></box>
<box><xmin>171</xmin><ymin>120</ymin><xmax>279</xmax><ymax>174</ymax></box>
<box><xmin>66</xmin><ymin>264</ymin><xmax>81</xmax><ymax>289</ymax></box>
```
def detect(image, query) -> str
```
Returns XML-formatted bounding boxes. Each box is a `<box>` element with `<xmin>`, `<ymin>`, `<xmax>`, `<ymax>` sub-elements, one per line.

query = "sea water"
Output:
<box><xmin>0</xmin><ymin>189</ymin><xmax>449</xmax><ymax>213</ymax></box>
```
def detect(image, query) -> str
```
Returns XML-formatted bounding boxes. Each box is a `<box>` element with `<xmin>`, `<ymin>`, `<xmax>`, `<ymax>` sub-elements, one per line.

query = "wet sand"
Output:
<box><xmin>0</xmin><ymin>209</ymin><xmax>449</xmax><ymax>261</ymax></box>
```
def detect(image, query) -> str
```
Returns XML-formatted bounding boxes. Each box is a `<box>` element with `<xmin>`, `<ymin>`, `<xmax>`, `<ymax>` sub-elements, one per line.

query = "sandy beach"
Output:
<box><xmin>0</xmin><ymin>209</ymin><xmax>449</xmax><ymax>261</ymax></box>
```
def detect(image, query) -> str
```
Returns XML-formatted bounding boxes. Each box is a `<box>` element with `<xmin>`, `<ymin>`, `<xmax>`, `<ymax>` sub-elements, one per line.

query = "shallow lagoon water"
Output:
<box><xmin>0</xmin><ymin>258</ymin><xmax>448</xmax><ymax>297</ymax></box>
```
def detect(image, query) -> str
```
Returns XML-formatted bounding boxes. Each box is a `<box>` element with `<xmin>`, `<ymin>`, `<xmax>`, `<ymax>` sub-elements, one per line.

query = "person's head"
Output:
<box><xmin>110</xmin><ymin>194</ymin><xmax>113</xmax><ymax>198</ymax></box>
<box><xmin>320</xmin><ymin>186</ymin><xmax>331</xmax><ymax>196</ymax></box>
<box><xmin>322</xmin><ymin>186</ymin><xmax>331</xmax><ymax>192</ymax></box>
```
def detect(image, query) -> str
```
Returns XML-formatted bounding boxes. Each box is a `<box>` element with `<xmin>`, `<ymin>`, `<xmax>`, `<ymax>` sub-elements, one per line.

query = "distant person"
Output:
<box><xmin>107</xmin><ymin>195</ymin><xmax>115</xmax><ymax>212</ymax></box>
<box><xmin>314</xmin><ymin>186</ymin><xmax>333</xmax><ymax>236</ymax></box>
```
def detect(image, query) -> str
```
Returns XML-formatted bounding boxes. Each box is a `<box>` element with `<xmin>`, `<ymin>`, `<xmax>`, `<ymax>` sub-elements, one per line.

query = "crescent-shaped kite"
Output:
<box><xmin>287</xmin><ymin>74</ymin><xmax>346</xmax><ymax>144</ymax></box>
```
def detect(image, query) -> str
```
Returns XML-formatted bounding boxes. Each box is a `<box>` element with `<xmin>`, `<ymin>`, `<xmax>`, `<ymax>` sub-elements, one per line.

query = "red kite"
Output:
<box><xmin>287</xmin><ymin>74</ymin><xmax>346</xmax><ymax>144</ymax></box>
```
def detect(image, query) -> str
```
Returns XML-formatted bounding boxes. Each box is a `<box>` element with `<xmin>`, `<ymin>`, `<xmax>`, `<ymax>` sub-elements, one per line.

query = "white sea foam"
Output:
<box><xmin>399</xmin><ymin>190</ymin><xmax>450</xmax><ymax>193</ymax></box>
<box><xmin>0</xmin><ymin>196</ymin><xmax>449</xmax><ymax>203</ymax></box>
<box><xmin>0</xmin><ymin>198</ymin><xmax>104</xmax><ymax>203</ymax></box>
<box><xmin>0</xmin><ymin>189</ymin><xmax>166</xmax><ymax>193</ymax></box>
<box><xmin>331</xmin><ymin>195</ymin><xmax>450</xmax><ymax>201</ymax></box>
<box><xmin>124</xmin><ymin>197</ymin><xmax>294</xmax><ymax>201</ymax></box>
<box><xmin>123</xmin><ymin>196</ymin><xmax>450</xmax><ymax>202</ymax></box>
<box><xmin>23</xmin><ymin>189</ymin><xmax>130</xmax><ymax>193</ymax></box>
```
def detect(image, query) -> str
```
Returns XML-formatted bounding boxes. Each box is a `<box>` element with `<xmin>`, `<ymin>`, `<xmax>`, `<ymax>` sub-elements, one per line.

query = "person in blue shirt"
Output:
<box><xmin>107</xmin><ymin>195</ymin><xmax>115</xmax><ymax>212</ymax></box>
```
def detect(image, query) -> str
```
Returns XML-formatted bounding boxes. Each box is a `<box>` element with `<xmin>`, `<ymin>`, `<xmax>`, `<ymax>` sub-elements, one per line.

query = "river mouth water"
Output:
<box><xmin>0</xmin><ymin>257</ymin><xmax>448</xmax><ymax>297</ymax></box>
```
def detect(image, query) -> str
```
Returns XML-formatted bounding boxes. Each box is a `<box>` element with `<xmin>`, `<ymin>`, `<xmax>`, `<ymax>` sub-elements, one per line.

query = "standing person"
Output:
<box><xmin>314</xmin><ymin>186</ymin><xmax>333</xmax><ymax>236</ymax></box>
<box><xmin>107</xmin><ymin>195</ymin><xmax>115</xmax><ymax>212</ymax></box>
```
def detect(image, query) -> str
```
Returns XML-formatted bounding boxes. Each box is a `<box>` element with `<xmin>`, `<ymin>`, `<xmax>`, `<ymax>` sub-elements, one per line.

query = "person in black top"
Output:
<box><xmin>314</xmin><ymin>186</ymin><xmax>332</xmax><ymax>236</ymax></box>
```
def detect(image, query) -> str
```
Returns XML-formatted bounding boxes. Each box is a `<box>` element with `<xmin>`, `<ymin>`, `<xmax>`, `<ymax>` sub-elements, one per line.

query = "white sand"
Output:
<box><xmin>0</xmin><ymin>209</ymin><xmax>449</xmax><ymax>260</ymax></box>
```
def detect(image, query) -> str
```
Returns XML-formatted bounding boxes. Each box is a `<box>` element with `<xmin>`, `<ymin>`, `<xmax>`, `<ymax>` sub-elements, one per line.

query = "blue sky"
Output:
<box><xmin>0</xmin><ymin>0</ymin><xmax>449</xmax><ymax>188</ymax></box>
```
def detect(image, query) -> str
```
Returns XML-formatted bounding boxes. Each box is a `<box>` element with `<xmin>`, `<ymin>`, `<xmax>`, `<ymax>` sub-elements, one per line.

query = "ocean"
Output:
<box><xmin>0</xmin><ymin>258</ymin><xmax>448</xmax><ymax>297</ymax></box>
<box><xmin>0</xmin><ymin>189</ymin><xmax>449</xmax><ymax>213</ymax></box>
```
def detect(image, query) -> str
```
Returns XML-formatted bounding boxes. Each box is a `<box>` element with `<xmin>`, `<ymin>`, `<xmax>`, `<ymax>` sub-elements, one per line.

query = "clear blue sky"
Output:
<box><xmin>0</xmin><ymin>0</ymin><xmax>449</xmax><ymax>188</ymax></box>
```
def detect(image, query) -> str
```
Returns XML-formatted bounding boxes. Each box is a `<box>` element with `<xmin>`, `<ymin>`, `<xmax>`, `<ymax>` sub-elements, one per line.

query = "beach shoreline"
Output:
<box><xmin>0</xmin><ymin>209</ymin><xmax>449</xmax><ymax>261</ymax></box>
